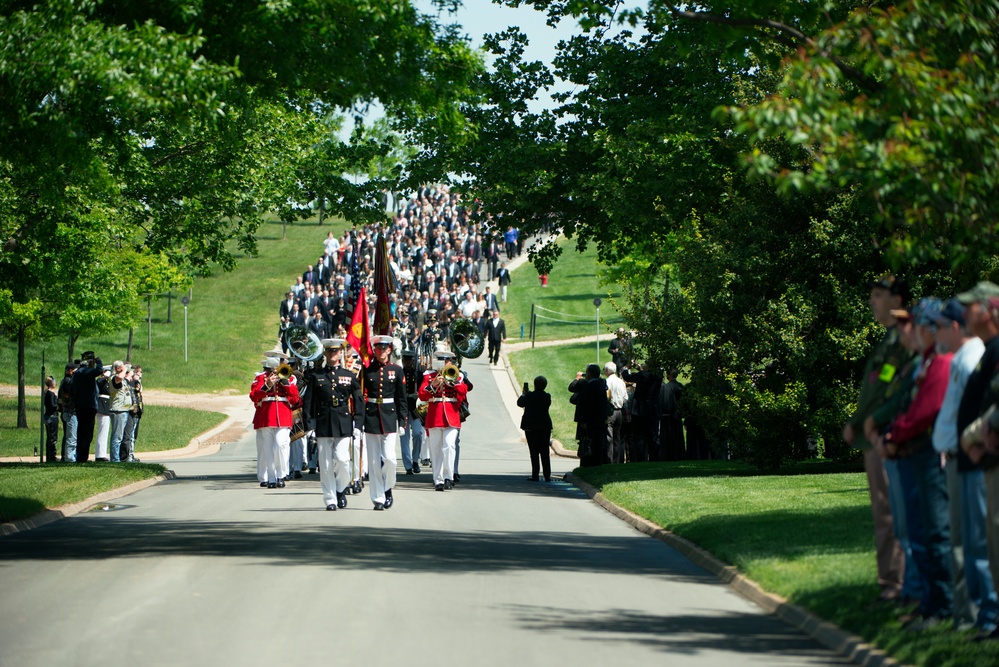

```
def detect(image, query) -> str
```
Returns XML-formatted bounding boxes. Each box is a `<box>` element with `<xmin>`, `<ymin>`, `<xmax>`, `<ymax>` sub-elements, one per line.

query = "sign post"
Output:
<box><xmin>593</xmin><ymin>297</ymin><xmax>602</xmax><ymax>365</ymax></box>
<box><xmin>181</xmin><ymin>295</ymin><xmax>190</xmax><ymax>362</ymax></box>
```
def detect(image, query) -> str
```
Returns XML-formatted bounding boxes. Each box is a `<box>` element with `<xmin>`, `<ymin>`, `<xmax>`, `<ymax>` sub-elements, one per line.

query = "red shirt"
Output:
<box><xmin>890</xmin><ymin>347</ymin><xmax>953</xmax><ymax>444</ymax></box>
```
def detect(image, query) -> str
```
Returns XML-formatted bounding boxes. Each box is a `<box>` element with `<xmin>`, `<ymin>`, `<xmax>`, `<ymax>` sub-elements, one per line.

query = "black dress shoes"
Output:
<box><xmin>412</xmin><ymin>464</ymin><xmax>421</xmax><ymax>474</ymax></box>
<box><xmin>309</xmin><ymin>468</ymin><xmax>317</xmax><ymax>474</ymax></box>
<box><xmin>277</xmin><ymin>480</ymin><xmax>286</xmax><ymax>488</ymax></box>
<box><xmin>435</xmin><ymin>484</ymin><xmax>444</xmax><ymax>491</ymax></box>
<box><xmin>444</xmin><ymin>479</ymin><xmax>453</xmax><ymax>490</ymax></box>
<box><xmin>352</xmin><ymin>481</ymin><xmax>363</xmax><ymax>494</ymax></box>
<box><xmin>363</xmin><ymin>473</ymin><xmax>369</xmax><ymax>482</ymax></box>
<box><xmin>260</xmin><ymin>482</ymin><xmax>268</xmax><ymax>488</ymax></box>
<box><xmin>406</xmin><ymin>468</ymin><xmax>414</xmax><ymax>475</ymax></box>
<box><xmin>326</xmin><ymin>503</ymin><xmax>337</xmax><ymax>511</ymax></box>
<box><xmin>293</xmin><ymin>470</ymin><xmax>303</xmax><ymax>479</ymax></box>
<box><xmin>384</xmin><ymin>489</ymin><xmax>393</xmax><ymax>509</ymax></box>
<box><xmin>453</xmin><ymin>473</ymin><xmax>461</xmax><ymax>483</ymax></box>
<box><xmin>268</xmin><ymin>482</ymin><xmax>277</xmax><ymax>489</ymax></box>
<box><xmin>373</xmin><ymin>502</ymin><xmax>385</xmax><ymax>510</ymax></box>
<box><xmin>337</xmin><ymin>492</ymin><xmax>347</xmax><ymax>509</ymax></box>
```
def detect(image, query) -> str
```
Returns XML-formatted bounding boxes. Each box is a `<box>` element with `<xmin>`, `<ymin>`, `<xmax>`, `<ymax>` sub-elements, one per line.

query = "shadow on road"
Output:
<box><xmin>501</xmin><ymin>605</ymin><xmax>851</xmax><ymax>664</ymax></box>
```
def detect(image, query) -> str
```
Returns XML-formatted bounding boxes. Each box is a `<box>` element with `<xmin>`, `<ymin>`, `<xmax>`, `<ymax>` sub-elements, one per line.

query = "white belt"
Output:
<box><xmin>429</xmin><ymin>398</ymin><xmax>457</xmax><ymax>403</ymax></box>
<box><xmin>261</xmin><ymin>397</ymin><xmax>289</xmax><ymax>403</ymax></box>
<box><xmin>366</xmin><ymin>397</ymin><xmax>394</xmax><ymax>404</ymax></box>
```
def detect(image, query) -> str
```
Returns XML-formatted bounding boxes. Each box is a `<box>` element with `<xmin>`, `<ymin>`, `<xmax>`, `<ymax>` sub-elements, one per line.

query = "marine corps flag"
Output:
<box><xmin>347</xmin><ymin>286</ymin><xmax>372</xmax><ymax>368</ymax></box>
<box><xmin>372</xmin><ymin>233</ymin><xmax>396</xmax><ymax>335</ymax></box>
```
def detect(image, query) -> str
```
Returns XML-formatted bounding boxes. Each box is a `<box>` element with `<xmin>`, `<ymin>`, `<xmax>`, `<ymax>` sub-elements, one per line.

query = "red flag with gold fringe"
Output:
<box><xmin>347</xmin><ymin>286</ymin><xmax>372</xmax><ymax>368</ymax></box>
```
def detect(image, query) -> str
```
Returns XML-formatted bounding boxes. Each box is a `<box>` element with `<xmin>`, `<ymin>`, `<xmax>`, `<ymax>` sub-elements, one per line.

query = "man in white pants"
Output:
<box><xmin>303</xmin><ymin>339</ymin><xmax>362</xmax><ymax>510</ymax></box>
<box><xmin>418</xmin><ymin>350</ymin><xmax>468</xmax><ymax>491</ymax></box>
<box><xmin>250</xmin><ymin>356</ymin><xmax>301</xmax><ymax>489</ymax></box>
<box><xmin>361</xmin><ymin>336</ymin><xmax>409</xmax><ymax>510</ymax></box>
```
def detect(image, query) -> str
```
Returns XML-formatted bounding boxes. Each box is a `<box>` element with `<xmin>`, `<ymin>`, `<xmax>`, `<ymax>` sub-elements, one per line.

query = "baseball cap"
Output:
<box><xmin>956</xmin><ymin>281</ymin><xmax>999</xmax><ymax>304</ymax></box>
<box><xmin>934</xmin><ymin>298</ymin><xmax>967</xmax><ymax>327</ymax></box>
<box><xmin>868</xmin><ymin>275</ymin><xmax>911</xmax><ymax>303</ymax></box>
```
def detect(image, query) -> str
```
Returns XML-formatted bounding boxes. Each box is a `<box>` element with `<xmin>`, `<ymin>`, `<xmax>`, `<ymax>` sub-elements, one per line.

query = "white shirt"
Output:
<box><xmin>459</xmin><ymin>299</ymin><xmax>478</xmax><ymax>318</ymax></box>
<box><xmin>933</xmin><ymin>336</ymin><xmax>986</xmax><ymax>454</ymax></box>
<box><xmin>605</xmin><ymin>372</ymin><xmax>627</xmax><ymax>409</ymax></box>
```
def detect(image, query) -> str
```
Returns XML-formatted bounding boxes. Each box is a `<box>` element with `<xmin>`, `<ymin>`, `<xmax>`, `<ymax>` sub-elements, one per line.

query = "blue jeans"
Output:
<box><xmin>886</xmin><ymin>457</ymin><xmax>925</xmax><ymax>602</ymax></box>
<box><xmin>908</xmin><ymin>445</ymin><xmax>953</xmax><ymax>618</ymax></box>
<box><xmin>400</xmin><ymin>420</ymin><xmax>423</xmax><ymax>470</ymax></box>
<box><xmin>961</xmin><ymin>469</ymin><xmax>999</xmax><ymax>630</ymax></box>
<box><xmin>61</xmin><ymin>412</ymin><xmax>77</xmax><ymax>462</ymax></box>
<box><xmin>109</xmin><ymin>411</ymin><xmax>129</xmax><ymax>462</ymax></box>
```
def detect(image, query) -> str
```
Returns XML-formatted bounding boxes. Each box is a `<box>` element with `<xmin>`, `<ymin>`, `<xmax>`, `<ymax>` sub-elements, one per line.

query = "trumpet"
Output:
<box><xmin>276</xmin><ymin>363</ymin><xmax>293</xmax><ymax>382</ymax></box>
<box><xmin>265</xmin><ymin>362</ymin><xmax>293</xmax><ymax>390</ymax></box>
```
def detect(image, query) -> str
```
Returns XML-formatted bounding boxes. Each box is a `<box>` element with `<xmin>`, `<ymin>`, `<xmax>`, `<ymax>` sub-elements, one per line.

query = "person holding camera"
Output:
<box><xmin>71</xmin><ymin>352</ymin><xmax>105</xmax><ymax>463</ymax></box>
<box><xmin>109</xmin><ymin>361</ymin><xmax>133</xmax><ymax>463</ymax></box>
<box><xmin>518</xmin><ymin>376</ymin><xmax>553</xmax><ymax>482</ymax></box>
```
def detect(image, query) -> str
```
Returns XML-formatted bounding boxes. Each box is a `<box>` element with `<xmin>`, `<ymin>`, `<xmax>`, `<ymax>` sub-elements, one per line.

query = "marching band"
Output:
<box><xmin>251</xmin><ymin>321</ymin><xmax>477</xmax><ymax>510</ymax></box>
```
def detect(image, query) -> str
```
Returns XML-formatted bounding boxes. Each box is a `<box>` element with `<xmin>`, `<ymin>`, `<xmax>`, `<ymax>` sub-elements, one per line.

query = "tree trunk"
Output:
<box><xmin>16</xmin><ymin>324</ymin><xmax>27</xmax><ymax>428</ymax></box>
<box><xmin>283</xmin><ymin>219</ymin><xmax>288</xmax><ymax>240</ymax></box>
<box><xmin>318</xmin><ymin>196</ymin><xmax>326</xmax><ymax>225</ymax></box>
<box><xmin>127</xmin><ymin>328</ymin><xmax>134</xmax><ymax>363</ymax></box>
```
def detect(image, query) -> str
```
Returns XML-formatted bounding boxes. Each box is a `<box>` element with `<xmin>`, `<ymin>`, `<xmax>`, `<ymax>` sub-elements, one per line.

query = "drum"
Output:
<box><xmin>290</xmin><ymin>408</ymin><xmax>307</xmax><ymax>442</ymax></box>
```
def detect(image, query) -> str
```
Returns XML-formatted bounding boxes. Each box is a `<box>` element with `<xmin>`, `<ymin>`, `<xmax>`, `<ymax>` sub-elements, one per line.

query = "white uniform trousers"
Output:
<box><xmin>428</xmin><ymin>426</ymin><xmax>459</xmax><ymax>485</ymax></box>
<box><xmin>273</xmin><ymin>427</ymin><xmax>291</xmax><ymax>481</ymax></box>
<box><xmin>95</xmin><ymin>414</ymin><xmax>111</xmax><ymax>460</ymax></box>
<box><xmin>256</xmin><ymin>429</ymin><xmax>268</xmax><ymax>482</ymax></box>
<box><xmin>351</xmin><ymin>428</ymin><xmax>366</xmax><ymax>481</ymax></box>
<box><xmin>365</xmin><ymin>432</ymin><xmax>397</xmax><ymax>504</ymax></box>
<box><xmin>259</xmin><ymin>427</ymin><xmax>290</xmax><ymax>483</ymax></box>
<box><xmin>318</xmin><ymin>436</ymin><xmax>351</xmax><ymax>506</ymax></box>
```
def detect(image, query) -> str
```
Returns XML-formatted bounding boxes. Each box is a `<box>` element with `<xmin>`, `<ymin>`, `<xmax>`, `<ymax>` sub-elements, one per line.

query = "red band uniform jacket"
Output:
<box><xmin>418</xmin><ymin>370</ymin><xmax>469</xmax><ymax>429</ymax></box>
<box><xmin>250</xmin><ymin>372</ymin><xmax>301</xmax><ymax>429</ymax></box>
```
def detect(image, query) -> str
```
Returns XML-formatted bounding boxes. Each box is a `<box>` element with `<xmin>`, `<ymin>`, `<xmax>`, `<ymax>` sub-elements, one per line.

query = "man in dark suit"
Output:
<box><xmin>575</xmin><ymin>364</ymin><xmax>609</xmax><ymax>467</ymax></box>
<box><xmin>495</xmin><ymin>262</ymin><xmax>512</xmax><ymax>303</ymax></box>
<box><xmin>484</xmin><ymin>310</ymin><xmax>506</xmax><ymax>365</ymax></box>
<box><xmin>518</xmin><ymin>376</ymin><xmax>554</xmax><ymax>481</ymax></box>
<box><xmin>482</xmin><ymin>286</ymin><xmax>500</xmax><ymax>314</ymax></box>
<box><xmin>302</xmin><ymin>264</ymin><xmax>317</xmax><ymax>286</ymax></box>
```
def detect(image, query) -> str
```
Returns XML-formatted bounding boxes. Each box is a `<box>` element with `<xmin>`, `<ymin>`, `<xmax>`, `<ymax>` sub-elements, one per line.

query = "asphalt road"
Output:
<box><xmin>0</xmin><ymin>354</ymin><xmax>851</xmax><ymax>667</ymax></box>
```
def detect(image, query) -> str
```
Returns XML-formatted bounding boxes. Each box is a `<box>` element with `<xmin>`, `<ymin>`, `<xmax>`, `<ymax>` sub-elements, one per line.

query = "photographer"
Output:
<box><xmin>121</xmin><ymin>366</ymin><xmax>143</xmax><ymax>462</ymax></box>
<box><xmin>71</xmin><ymin>351</ymin><xmax>103</xmax><ymax>463</ymax></box>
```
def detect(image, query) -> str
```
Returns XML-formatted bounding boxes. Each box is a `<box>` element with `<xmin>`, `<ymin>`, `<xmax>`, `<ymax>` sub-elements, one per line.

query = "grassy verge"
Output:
<box><xmin>503</xmin><ymin>238</ymin><xmax>624</xmax><ymax>343</ymax></box>
<box><xmin>575</xmin><ymin>462</ymin><xmax>999</xmax><ymax>667</ymax></box>
<box><xmin>0</xmin><ymin>217</ymin><xmax>349</xmax><ymax>394</ymax></box>
<box><xmin>0</xmin><ymin>462</ymin><xmax>167</xmax><ymax>523</ymax></box>
<box><xmin>0</xmin><ymin>395</ymin><xmax>226</xmax><ymax>457</ymax></box>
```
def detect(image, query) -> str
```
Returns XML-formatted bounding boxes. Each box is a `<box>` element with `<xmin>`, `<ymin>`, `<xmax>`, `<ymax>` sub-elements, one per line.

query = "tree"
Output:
<box><xmin>423</xmin><ymin>1</ymin><xmax>965</xmax><ymax>467</ymax></box>
<box><xmin>0</xmin><ymin>0</ymin><xmax>483</xmax><ymax>424</ymax></box>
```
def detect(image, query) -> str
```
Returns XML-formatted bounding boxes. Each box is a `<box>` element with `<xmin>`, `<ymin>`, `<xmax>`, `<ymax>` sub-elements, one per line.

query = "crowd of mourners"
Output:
<box><xmin>277</xmin><ymin>184</ymin><xmax>520</xmax><ymax>359</ymax></box>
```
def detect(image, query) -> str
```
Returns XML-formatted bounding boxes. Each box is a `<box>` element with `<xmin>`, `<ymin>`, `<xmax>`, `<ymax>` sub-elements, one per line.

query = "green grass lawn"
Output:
<box><xmin>576</xmin><ymin>462</ymin><xmax>999</xmax><ymax>667</ymax></box>
<box><xmin>0</xmin><ymin>395</ymin><xmax>226</xmax><ymax>458</ymax></box>
<box><xmin>503</xmin><ymin>238</ymin><xmax>624</xmax><ymax>343</ymax></box>
<box><xmin>0</xmin><ymin>462</ymin><xmax>167</xmax><ymax>523</ymax></box>
<box><xmin>0</xmin><ymin>218</ymin><xmax>349</xmax><ymax>395</ymax></box>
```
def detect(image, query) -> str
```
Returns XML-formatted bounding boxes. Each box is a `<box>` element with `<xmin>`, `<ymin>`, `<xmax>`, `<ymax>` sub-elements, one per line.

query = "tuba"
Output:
<box><xmin>448</xmin><ymin>318</ymin><xmax>485</xmax><ymax>359</ymax></box>
<box><xmin>283</xmin><ymin>324</ymin><xmax>324</xmax><ymax>364</ymax></box>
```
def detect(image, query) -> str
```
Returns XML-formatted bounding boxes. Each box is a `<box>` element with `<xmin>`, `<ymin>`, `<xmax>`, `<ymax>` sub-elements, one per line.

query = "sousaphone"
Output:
<box><xmin>449</xmin><ymin>318</ymin><xmax>485</xmax><ymax>359</ymax></box>
<box><xmin>283</xmin><ymin>324</ymin><xmax>324</xmax><ymax>363</ymax></box>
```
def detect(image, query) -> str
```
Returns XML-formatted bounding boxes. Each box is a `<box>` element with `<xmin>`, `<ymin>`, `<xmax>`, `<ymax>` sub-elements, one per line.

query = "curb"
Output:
<box><xmin>0</xmin><ymin>471</ymin><xmax>177</xmax><ymax>538</ymax></box>
<box><xmin>563</xmin><ymin>472</ymin><xmax>903</xmax><ymax>667</ymax></box>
